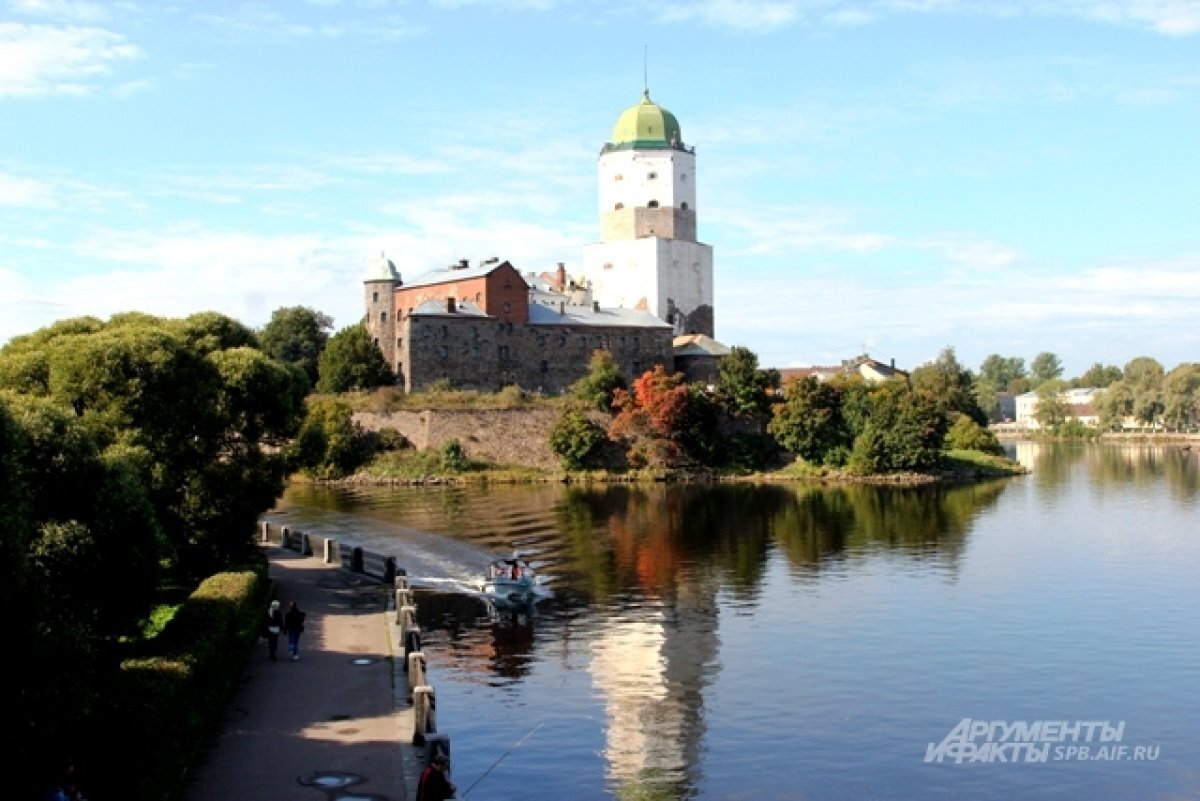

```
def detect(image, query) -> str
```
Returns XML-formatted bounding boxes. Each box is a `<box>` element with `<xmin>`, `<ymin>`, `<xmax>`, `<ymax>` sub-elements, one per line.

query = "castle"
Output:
<box><xmin>364</xmin><ymin>89</ymin><xmax>725</xmax><ymax>394</ymax></box>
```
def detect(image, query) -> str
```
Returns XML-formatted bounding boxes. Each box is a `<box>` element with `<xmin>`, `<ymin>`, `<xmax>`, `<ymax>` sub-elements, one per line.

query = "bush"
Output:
<box><xmin>549</xmin><ymin>407</ymin><xmax>607</xmax><ymax>470</ymax></box>
<box><xmin>440</xmin><ymin>439</ymin><xmax>467</xmax><ymax>472</ymax></box>
<box><xmin>944</xmin><ymin>414</ymin><xmax>1005</xmax><ymax>455</ymax></box>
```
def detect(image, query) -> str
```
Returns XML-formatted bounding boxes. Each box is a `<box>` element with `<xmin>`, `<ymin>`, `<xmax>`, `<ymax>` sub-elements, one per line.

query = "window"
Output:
<box><xmin>380</xmin><ymin>311</ymin><xmax>387</xmax><ymax>323</ymax></box>
<box><xmin>681</xmin><ymin>202</ymin><xmax>689</xmax><ymax>210</ymax></box>
<box><xmin>647</xmin><ymin>171</ymin><xmax>657</xmax><ymax>180</ymax></box>
<box><xmin>648</xmin><ymin>200</ymin><xmax>659</xmax><ymax>208</ymax></box>
<box><xmin>372</xmin><ymin>291</ymin><xmax>379</xmax><ymax>302</ymax></box>
<box><xmin>615</xmin><ymin>202</ymin><xmax>624</xmax><ymax>210</ymax></box>
<box><xmin>503</xmin><ymin>302</ymin><xmax>512</xmax><ymax>314</ymax></box>
<box><xmin>614</xmin><ymin>173</ymin><xmax>624</xmax><ymax>181</ymax></box>
<box><xmin>540</xmin><ymin>360</ymin><xmax>549</xmax><ymax>373</ymax></box>
<box><xmin>681</xmin><ymin>174</ymin><xmax>688</xmax><ymax>182</ymax></box>
<box><xmin>603</xmin><ymin>262</ymin><xmax>614</xmax><ymax>270</ymax></box>
<box><xmin>397</xmin><ymin>337</ymin><xmax>403</xmax><ymax>348</ymax></box>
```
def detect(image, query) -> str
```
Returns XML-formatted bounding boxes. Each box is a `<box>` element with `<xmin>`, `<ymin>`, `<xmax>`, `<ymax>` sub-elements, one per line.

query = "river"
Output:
<box><xmin>263</xmin><ymin>441</ymin><xmax>1199</xmax><ymax>801</ymax></box>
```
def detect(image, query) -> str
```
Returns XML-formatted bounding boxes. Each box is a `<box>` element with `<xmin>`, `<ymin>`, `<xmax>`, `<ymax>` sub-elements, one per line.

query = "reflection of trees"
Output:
<box><xmin>770</xmin><ymin>480</ymin><xmax>1010</xmax><ymax>572</ymax></box>
<box><xmin>1092</xmin><ymin>445</ymin><xmax>1199</xmax><ymax>501</ymax></box>
<box><xmin>1029</xmin><ymin>441</ymin><xmax>1087</xmax><ymax>494</ymax></box>
<box><xmin>555</xmin><ymin>480</ymin><xmax>1010</xmax><ymax>598</ymax></box>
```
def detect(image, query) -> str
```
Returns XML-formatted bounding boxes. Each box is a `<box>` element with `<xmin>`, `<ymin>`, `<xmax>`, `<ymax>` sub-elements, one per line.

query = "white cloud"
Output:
<box><xmin>0</xmin><ymin>171</ymin><xmax>57</xmax><ymax>207</ymax></box>
<box><xmin>8</xmin><ymin>0</ymin><xmax>112</xmax><ymax>24</ymax></box>
<box><xmin>653</xmin><ymin>0</ymin><xmax>802</xmax><ymax>31</ymax></box>
<box><xmin>0</xmin><ymin>22</ymin><xmax>140</xmax><ymax>97</ymax></box>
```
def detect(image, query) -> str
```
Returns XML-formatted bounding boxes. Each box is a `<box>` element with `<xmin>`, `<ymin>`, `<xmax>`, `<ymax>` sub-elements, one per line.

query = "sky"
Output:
<box><xmin>2</xmin><ymin>0</ymin><xmax>1198</xmax><ymax>378</ymax></box>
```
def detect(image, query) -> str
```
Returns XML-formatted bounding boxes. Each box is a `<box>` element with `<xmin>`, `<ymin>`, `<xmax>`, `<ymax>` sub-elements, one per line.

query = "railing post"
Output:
<box><xmin>413</xmin><ymin>685</ymin><xmax>436</xmax><ymax>745</ymax></box>
<box><xmin>323</xmin><ymin>538</ymin><xmax>335</xmax><ymax>564</ymax></box>
<box><xmin>424</xmin><ymin>732</ymin><xmax>451</xmax><ymax>766</ymax></box>
<box><xmin>351</xmin><ymin>546</ymin><xmax>364</xmax><ymax>573</ymax></box>
<box><xmin>404</xmin><ymin>627</ymin><xmax>422</xmax><ymax>664</ymax></box>
<box><xmin>407</xmin><ymin>651</ymin><xmax>426</xmax><ymax>694</ymax></box>
<box><xmin>281</xmin><ymin>526</ymin><xmax>291</xmax><ymax>549</ymax></box>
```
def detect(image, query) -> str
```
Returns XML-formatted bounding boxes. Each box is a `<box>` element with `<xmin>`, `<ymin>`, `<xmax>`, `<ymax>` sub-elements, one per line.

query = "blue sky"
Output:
<box><xmin>2</xmin><ymin>0</ymin><xmax>1198</xmax><ymax>378</ymax></box>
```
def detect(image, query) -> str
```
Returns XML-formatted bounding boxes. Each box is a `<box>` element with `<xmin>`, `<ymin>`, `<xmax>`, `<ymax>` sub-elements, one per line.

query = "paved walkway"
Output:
<box><xmin>182</xmin><ymin>544</ymin><xmax>423</xmax><ymax>801</ymax></box>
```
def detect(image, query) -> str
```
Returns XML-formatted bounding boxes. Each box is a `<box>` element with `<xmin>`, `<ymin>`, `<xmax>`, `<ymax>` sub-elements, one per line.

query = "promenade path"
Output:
<box><xmin>182</xmin><ymin>543</ymin><xmax>425</xmax><ymax>801</ymax></box>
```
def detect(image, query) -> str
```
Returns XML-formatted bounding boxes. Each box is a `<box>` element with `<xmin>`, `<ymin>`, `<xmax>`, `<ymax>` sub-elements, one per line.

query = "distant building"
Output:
<box><xmin>777</xmin><ymin>355</ymin><xmax>908</xmax><ymax>388</ymax></box>
<box><xmin>364</xmin><ymin>89</ymin><xmax>725</xmax><ymax>394</ymax></box>
<box><xmin>1014</xmin><ymin>387</ymin><xmax>1101</xmax><ymax>428</ymax></box>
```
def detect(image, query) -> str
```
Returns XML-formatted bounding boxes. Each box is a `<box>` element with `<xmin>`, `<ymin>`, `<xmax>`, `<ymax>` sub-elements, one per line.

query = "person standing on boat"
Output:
<box><xmin>264</xmin><ymin>600</ymin><xmax>284</xmax><ymax>661</ymax></box>
<box><xmin>283</xmin><ymin>601</ymin><xmax>306</xmax><ymax>661</ymax></box>
<box><xmin>416</xmin><ymin>753</ymin><xmax>456</xmax><ymax>801</ymax></box>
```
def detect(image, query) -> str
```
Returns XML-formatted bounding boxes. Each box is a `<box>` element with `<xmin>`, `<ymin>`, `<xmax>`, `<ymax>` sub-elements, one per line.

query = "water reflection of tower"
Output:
<box><xmin>587</xmin><ymin>487</ymin><xmax>719</xmax><ymax>792</ymax></box>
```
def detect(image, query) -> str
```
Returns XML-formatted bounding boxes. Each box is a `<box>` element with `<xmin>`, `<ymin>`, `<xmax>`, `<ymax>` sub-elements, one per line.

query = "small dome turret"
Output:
<box><xmin>607</xmin><ymin>89</ymin><xmax>684</xmax><ymax>151</ymax></box>
<box><xmin>365</xmin><ymin>251</ymin><xmax>399</xmax><ymax>283</ymax></box>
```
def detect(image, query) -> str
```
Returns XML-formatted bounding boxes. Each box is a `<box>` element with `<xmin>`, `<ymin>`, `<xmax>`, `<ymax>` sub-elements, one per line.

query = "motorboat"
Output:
<box><xmin>481</xmin><ymin>552</ymin><xmax>538</xmax><ymax>600</ymax></box>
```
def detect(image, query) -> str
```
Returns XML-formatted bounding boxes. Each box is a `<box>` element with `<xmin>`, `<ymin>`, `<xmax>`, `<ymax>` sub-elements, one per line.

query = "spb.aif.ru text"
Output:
<box><xmin>924</xmin><ymin>719</ymin><xmax>1160</xmax><ymax>764</ymax></box>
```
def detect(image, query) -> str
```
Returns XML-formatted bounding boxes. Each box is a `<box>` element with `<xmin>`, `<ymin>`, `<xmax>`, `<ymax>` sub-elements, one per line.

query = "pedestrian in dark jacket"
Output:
<box><xmin>284</xmin><ymin>601</ymin><xmax>306</xmax><ymax>661</ymax></box>
<box><xmin>416</xmin><ymin>753</ymin><xmax>456</xmax><ymax>800</ymax></box>
<box><xmin>264</xmin><ymin>600</ymin><xmax>284</xmax><ymax>661</ymax></box>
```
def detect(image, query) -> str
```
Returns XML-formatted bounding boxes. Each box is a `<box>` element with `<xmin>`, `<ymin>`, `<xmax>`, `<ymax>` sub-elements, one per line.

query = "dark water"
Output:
<box><xmin>265</xmin><ymin>442</ymin><xmax>1200</xmax><ymax>801</ymax></box>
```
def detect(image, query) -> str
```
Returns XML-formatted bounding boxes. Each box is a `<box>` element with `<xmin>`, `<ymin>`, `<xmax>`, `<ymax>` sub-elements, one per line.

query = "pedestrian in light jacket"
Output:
<box><xmin>264</xmin><ymin>600</ymin><xmax>284</xmax><ymax>661</ymax></box>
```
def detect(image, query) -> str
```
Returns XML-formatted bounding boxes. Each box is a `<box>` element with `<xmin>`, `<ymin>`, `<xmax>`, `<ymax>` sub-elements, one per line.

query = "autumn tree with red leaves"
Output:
<box><xmin>609</xmin><ymin>364</ymin><xmax>700</xmax><ymax>470</ymax></box>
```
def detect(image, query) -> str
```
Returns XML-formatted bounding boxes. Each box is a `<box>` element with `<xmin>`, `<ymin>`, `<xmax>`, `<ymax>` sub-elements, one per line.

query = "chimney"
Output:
<box><xmin>458</xmin><ymin>258</ymin><xmax>469</xmax><ymax>269</ymax></box>
<box><xmin>556</xmin><ymin>262</ymin><xmax>567</xmax><ymax>291</ymax></box>
<box><xmin>446</xmin><ymin>297</ymin><xmax>456</xmax><ymax>313</ymax></box>
<box><xmin>890</xmin><ymin>357</ymin><xmax>895</xmax><ymax>368</ymax></box>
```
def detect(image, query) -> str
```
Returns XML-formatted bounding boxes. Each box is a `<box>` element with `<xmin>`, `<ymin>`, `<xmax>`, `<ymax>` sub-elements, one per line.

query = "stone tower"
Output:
<box><xmin>363</xmin><ymin>252</ymin><xmax>400</xmax><ymax>372</ymax></box>
<box><xmin>579</xmin><ymin>89</ymin><xmax>714</xmax><ymax>338</ymax></box>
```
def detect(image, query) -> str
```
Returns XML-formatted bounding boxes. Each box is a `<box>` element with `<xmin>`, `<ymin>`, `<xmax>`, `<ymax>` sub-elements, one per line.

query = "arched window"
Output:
<box><xmin>372</xmin><ymin>291</ymin><xmax>379</xmax><ymax>302</ymax></box>
<box><xmin>648</xmin><ymin>200</ymin><xmax>659</xmax><ymax>208</ymax></box>
<box><xmin>681</xmin><ymin>202</ymin><xmax>689</xmax><ymax>210</ymax></box>
<box><xmin>380</xmin><ymin>311</ymin><xmax>387</xmax><ymax>323</ymax></box>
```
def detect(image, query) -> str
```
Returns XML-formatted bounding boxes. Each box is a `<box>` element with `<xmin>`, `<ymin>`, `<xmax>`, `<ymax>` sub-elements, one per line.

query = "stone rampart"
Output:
<box><xmin>354</xmin><ymin>408</ymin><xmax>568</xmax><ymax>471</ymax></box>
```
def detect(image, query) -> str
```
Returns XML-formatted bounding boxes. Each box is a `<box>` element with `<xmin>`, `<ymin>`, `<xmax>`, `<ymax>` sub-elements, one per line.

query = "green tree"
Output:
<box><xmin>259</xmin><ymin>306</ymin><xmax>333</xmax><ymax>388</ymax></box>
<box><xmin>715</xmin><ymin>346</ymin><xmax>778</xmax><ymax>417</ymax></box>
<box><xmin>1096</xmin><ymin>381</ymin><xmax>1135</xmax><ymax>430</ymax></box>
<box><xmin>570</xmin><ymin>349</ymin><xmax>627</xmax><ymax>412</ymax></box>
<box><xmin>847</xmin><ymin>380</ymin><xmax>947</xmax><ymax>474</ymax></box>
<box><xmin>1029</xmin><ymin>352</ymin><xmax>1064</xmax><ymax>388</ymax></box>
<box><xmin>1122</xmin><ymin>357</ymin><xmax>1165</xmax><ymax>425</ymax></box>
<box><xmin>978</xmin><ymin>354</ymin><xmax>1027</xmax><ymax>390</ymax></box>
<box><xmin>767</xmin><ymin>375</ymin><xmax>848</xmax><ymax>463</ymax></box>
<box><xmin>1162</xmin><ymin>363</ymin><xmax>1200</xmax><ymax>431</ymax></box>
<box><xmin>316</xmin><ymin>323</ymin><xmax>395</xmax><ymax>394</ymax></box>
<box><xmin>0</xmin><ymin>312</ymin><xmax>306</xmax><ymax>577</ymax></box>
<box><xmin>1033</xmin><ymin>379</ymin><xmax>1070</xmax><ymax>429</ymax></box>
<box><xmin>290</xmin><ymin>397</ymin><xmax>373</xmax><ymax>478</ymax></box>
<box><xmin>549</xmin><ymin>406</ymin><xmax>608</xmax><ymax>470</ymax></box>
<box><xmin>1074</xmin><ymin>362</ymin><xmax>1122</xmax><ymax>389</ymax></box>
<box><xmin>910</xmin><ymin>346</ymin><xmax>987</xmax><ymax>426</ymax></box>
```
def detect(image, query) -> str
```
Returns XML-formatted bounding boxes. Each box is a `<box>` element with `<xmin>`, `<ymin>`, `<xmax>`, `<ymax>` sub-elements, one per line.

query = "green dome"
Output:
<box><xmin>609</xmin><ymin>89</ymin><xmax>683</xmax><ymax>150</ymax></box>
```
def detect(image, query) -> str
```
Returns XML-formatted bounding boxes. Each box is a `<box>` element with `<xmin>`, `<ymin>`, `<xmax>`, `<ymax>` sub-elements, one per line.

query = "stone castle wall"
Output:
<box><xmin>354</xmin><ymin>408</ymin><xmax>569</xmax><ymax>471</ymax></box>
<box><xmin>399</xmin><ymin>314</ymin><xmax>673</xmax><ymax>394</ymax></box>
